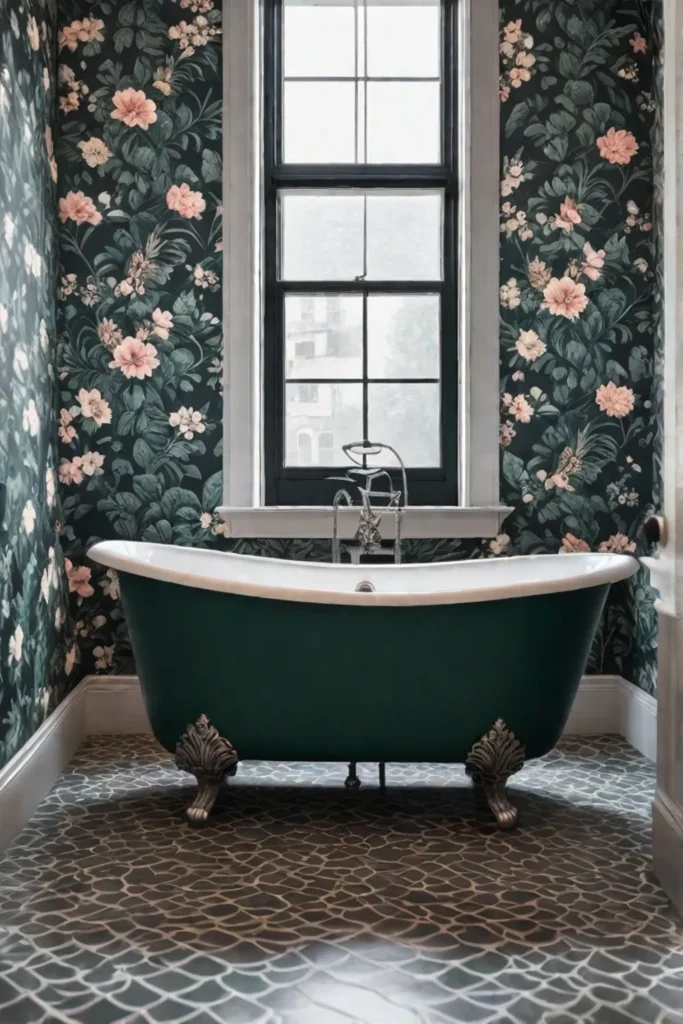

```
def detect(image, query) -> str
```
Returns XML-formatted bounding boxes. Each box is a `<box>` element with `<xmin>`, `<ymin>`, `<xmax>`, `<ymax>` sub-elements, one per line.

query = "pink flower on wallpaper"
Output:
<box><xmin>58</xmin><ymin>23</ymin><xmax>80</xmax><ymax>50</ymax></box>
<box><xmin>78</xmin><ymin>138</ymin><xmax>112</xmax><ymax>167</ymax></box>
<box><xmin>509</xmin><ymin>67</ymin><xmax>531</xmax><ymax>88</ymax></box>
<box><xmin>599</xmin><ymin>533</ymin><xmax>637</xmax><ymax>554</ymax></box>
<box><xmin>166</xmin><ymin>183</ymin><xmax>207</xmax><ymax>219</ymax></box>
<box><xmin>78</xmin><ymin>17</ymin><xmax>105</xmax><ymax>43</ymax></box>
<box><xmin>630</xmin><ymin>32</ymin><xmax>647</xmax><ymax>53</ymax></box>
<box><xmin>58</xmin><ymin>408</ymin><xmax>77</xmax><ymax>444</ymax></box>
<box><xmin>515</xmin><ymin>329</ymin><xmax>546</xmax><ymax>362</ymax></box>
<box><xmin>152</xmin><ymin>308</ymin><xmax>174</xmax><ymax>339</ymax></box>
<box><xmin>58</xmin><ymin>191</ymin><xmax>102</xmax><ymax>226</ymax></box>
<box><xmin>58</xmin><ymin>18</ymin><xmax>105</xmax><ymax>50</ymax></box>
<box><xmin>111</xmin><ymin>88</ymin><xmax>157</xmax><ymax>129</ymax></box>
<box><xmin>595</xmin><ymin>381</ymin><xmax>635</xmax><ymax>418</ymax></box>
<box><xmin>554</xmin><ymin>196</ymin><xmax>582</xmax><ymax>232</ymax></box>
<box><xmin>59</xmin><ymin>458</ymin><xmax>84</xmax><ymax>485</ymax></box>
<box><xmin>78</xmin><ymin>387</ymin><xmax>112</xmax><ymax>425</ymax></box>
<box><xmin>109</xmin><ymin>337</ymin><xmax>160</xmax><ymax>379</ymax></box>
<box><xmin>542</xmin><ymin>277</ymin><xmax>589</xmax><ymax>320</ymax></box>
<box><xmin>64</xmin><ymin>558</ymin><xmax>95</xmax><ymax>598</ymax></box>
<box><xmin>596</xmin><ymin>127</ymin><xmax>639</xmax><ymax>165</ymax></box>
<box><xmin>503</xmin><ymin>19</ymin><xmax>522</xmax><ymax>44</ymax></box>
<box><xmin>80</xmin><ymin>451</ymin><xmax>105</xmax><ymax>476</ymax></box>
<box><xmin>561</xmin><ymin>534</ymin><xmax>591</xmax><ymax>553</ymax></box>
<box><xmin>582</xmin><ymin>241</ymin><xmax>606</xmax><ymax>281</ymax></box>
<box><xmin>502</xmin><ymin>393</ymin><xmax>533</xmax><ymax>423</ymax></box>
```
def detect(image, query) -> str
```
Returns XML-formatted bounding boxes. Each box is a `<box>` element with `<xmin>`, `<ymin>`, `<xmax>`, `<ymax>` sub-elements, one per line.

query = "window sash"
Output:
<box><xmin>262</xmin><ymin>0</ymin><xmax>458</xmax><ymax>507</ymax></box>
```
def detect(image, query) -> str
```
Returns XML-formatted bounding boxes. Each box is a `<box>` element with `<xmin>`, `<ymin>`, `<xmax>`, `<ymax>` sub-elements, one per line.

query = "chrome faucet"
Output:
<box><xmin>329</xmin><ymin>441</ymin><xmax>409</xmax><ymax>564</ymax></box>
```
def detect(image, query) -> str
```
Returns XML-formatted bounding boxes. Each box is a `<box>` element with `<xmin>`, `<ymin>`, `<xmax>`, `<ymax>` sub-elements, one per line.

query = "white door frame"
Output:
<box><xmin>649</xmin><ymin>0</ymin><xmax>683</xmax><ymax>918</ymax></box>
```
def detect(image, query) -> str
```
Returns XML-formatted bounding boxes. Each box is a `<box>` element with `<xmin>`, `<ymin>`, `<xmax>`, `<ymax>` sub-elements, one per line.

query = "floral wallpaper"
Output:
<box><xmin>495</xmin><ymin>0</ymin><xmax>662</xmax><ymax>695</ymax></box>
<box><xmin>54</xmin><ymin>0</ymin><xmax>662</xmax><ymax>695</ymax></box>
<box><xmin>55</xmin><ymin>0</ymin><xmax>224</xmax><ymax>676</ymax></box>
<box><xmin>0</xmin><ymin>0</ymin><xmax>74</xmax><ymax>771</ymax></box>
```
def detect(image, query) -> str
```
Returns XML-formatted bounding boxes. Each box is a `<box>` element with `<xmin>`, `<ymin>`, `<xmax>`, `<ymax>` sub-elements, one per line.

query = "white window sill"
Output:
<box><xmin>216</xmin><ymin>505</ymin><xmax>513</xmax><ymax>540</ymax></box>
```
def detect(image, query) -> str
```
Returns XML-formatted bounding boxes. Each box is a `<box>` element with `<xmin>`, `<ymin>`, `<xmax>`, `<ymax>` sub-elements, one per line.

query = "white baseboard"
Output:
<box><xmin>653</xmin><ymin>790</ymin><xmax>683</xmax><ymax>919</ymax></box>
<box><xmin>0</xmin><ymin>682</ymin><xmax>87</xmax><ymax>851</ymax></box>
<box><xmin>85</xmin><ymin>674</ymin><xmax>150</xmax><ymax>735</ymax></box>
<box><xmin>565</xmin><ymin>676</ymin><xmax>622</xmax><ymax>736</ymax></box>
<box><xmin>618</xmin><ymin>678</ymin><xmax>658</xmax><ymax>762</ymax></box>
<box><xmin>0</xmin><ymin>672</ymin><xmax>657</xmax><ymax>853</ymax></box>
<box><xmin>565</xmin><ymin>675</ymin><xmax>658</xmax><ymax>762</ymax></box>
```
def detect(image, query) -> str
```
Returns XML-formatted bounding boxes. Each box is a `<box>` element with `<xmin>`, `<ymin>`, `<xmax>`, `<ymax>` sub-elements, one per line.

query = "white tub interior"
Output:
<box><xmin>88</xmin><ymin>540</ymin><xmax>639</xmax><ymax>607</ymax></box>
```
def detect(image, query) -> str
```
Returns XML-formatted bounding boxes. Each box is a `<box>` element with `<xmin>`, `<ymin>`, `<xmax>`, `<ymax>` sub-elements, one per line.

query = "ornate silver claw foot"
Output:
<box><xmin>175</xmin><ymin>715</ymin><xmax>239</xmax><ymax>826</ymax></box>
<box><xmin>345</xmin><ymin>761</ymin><xmax>361</xmax><ymax>789</ymax></box>
<box><xmin>465</xmin><ymin>719</ymin><xmax>525</xmax><ymax>830</ymax></box>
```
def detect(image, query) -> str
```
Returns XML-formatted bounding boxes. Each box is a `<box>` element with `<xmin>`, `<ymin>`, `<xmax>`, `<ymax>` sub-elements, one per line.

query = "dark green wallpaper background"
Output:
<box><xmin>49</xmin><ymin>2</ymin><xmax>662</xmax><ymax>700</ymax></box>
<box><xmin>0</xmin><ymin>0</ymin><xmax>74</xmax><ymax>771</ymax></box>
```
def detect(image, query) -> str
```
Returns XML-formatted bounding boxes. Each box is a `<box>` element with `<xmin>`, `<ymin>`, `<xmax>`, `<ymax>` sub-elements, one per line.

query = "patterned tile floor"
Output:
<box><xmin>0</xmin><ymin>736</ymin><xmax>682</xmax><ymax>1024</ymax></box>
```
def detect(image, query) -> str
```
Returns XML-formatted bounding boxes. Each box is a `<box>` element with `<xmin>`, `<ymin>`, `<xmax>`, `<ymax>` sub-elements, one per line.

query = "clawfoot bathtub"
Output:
<box><xmin>88</xmin><ymin>541</ymin><xmax>637</xmax><ymax>829</ymax></box>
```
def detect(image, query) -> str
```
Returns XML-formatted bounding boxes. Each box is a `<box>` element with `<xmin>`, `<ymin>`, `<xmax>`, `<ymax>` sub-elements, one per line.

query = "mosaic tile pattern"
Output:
<box><xmin>0</xmin><ymin>737</ymin><xmax>682</xmax><ymax>1024</ymax></box>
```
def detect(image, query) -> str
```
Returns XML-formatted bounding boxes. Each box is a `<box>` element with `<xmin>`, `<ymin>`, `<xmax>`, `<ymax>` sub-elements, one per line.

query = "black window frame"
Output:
<box><xmin>263</xmin><ymin>0</ymin><xmax>458</xmax><ymax>506</ymax></box>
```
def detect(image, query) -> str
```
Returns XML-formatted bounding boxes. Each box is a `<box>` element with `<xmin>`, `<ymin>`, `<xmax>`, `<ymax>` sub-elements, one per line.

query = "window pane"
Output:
<box><xmin>367</xmin><ymin>2</ymin><xmax>440</xmax><ymax>77</ymax></box>
<box><xmin>366</xmin><ymin>82</ymin><xmax>440</xmax><ymax>164</ymax></box>
<box><xmin>368</xmin><ymin>383</ymin><xmax>440</xmax><ymax>466</ymax></box>
<box><xmin>367</xmin><ymin>295</ymin><xmax>439</xmax><ymax>379</ymax></box>
<box><xmin>283</xmin><ymin>4</ymin><xmax>356</xmax><ymax>78</ymax></box>
<box><xmin>281</xmin><ymin>194</ymin><xmax>364</xmax><ymax>281</ymax></box>
<box><xmin>284</xmin><ymin>82</ymin><xmax>356</xmax><ymax>164</ymax></box>
<box><xmin>366</xmin><ymin>193</ymin><xmax>442</xmax><ymax>280</ymax></box>
<box><xmin>285</xmin><ymin>295</ymin><xmax>363</xmax><ymax>379</ymax></box>
<box><xmin>285</xmin><ymin>383</ymin><xmax>363</xmax><ymax>466</ymax></box>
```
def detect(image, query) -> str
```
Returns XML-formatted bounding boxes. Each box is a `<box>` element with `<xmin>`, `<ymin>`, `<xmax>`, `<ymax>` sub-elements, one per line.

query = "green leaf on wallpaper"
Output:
<box><xmin>133</xmin><ymin>58</ymin><xmax>148</xmax><ymax>84</ymax></box>
<box><xmin>558</xmin><ymin>51</ymin><xmax>581</xmax><ymax>80</ymax></box>
<box><xmin>122</xmin><ymin>142</ymin><xmax>156</xmax><ymax>174</ymax></box>
<box><xmin>118</xmin><ymin>1</ymin><xmax>136</xmax><ymax>26</ymax></box>
<box><xmin>133</xmin><ymin>474</ymin><xmax>163</xmax><ymax>503</ymax></box>
<box><xmin>596</xmin><ymin>289</ymin><xmax>627</xmax><ymax>322</ymax></box>
<box><xmin>159</xmin><ymin>488</ymin><xmax>202</xmax><ymax>519</ymax></box>
<box><xmin>535</xmin><ymin>9</ymin><xmax>552</xmax><ymax>33</ymax></box>
<box><xmin>175</xmin><ymin>164</ymin><xmax>200</xmax><ymax>186</ymax></box>
<box><xmin>584</xmin><ymin>102</ymin><xmax>611</xmax><ymax>129</ymax></box>
<box><xmin>172</xmin><ymin>291</ymin><xmax>197</xmax><ymax>317</ymax></box>
<box><xmin>504</xmin><ymin>101</ymin><xmax>531</xmax><ymax>138</ymax></box>
<box><xmin>566</xmin><ymin>15</ymin><xmax>585</xmax><ymax>42</ymax></box>
<box><xmin>133</xmin><ymin>438</ymin><xmax>155</xmax><ymax>471</ymax></box>
<box><xmin>544</xmin><ymin>136</ymin><xmax>568</xmax><ymax>162</ymax></box>
<box><xmin>141</xmin><ymin>520</ymin><xmax>174</xmax><ymax>544</ymax></box>
<box><xmin>604</xmin><ymin>234</ymin><xmax>630</xmax><ymax>264</ymax></box>
<box><xmin>565</xmin><ymin>340</ymin><xmax>587</xmax><ymax>367</ymax></box>
<box><xmin>202</xmin><ymin>472</ymin><xmax>222</xmax><ymax>511</ymax></box>
<box><xmin>575</xmin><ymin>122</ymin><xmax>595</xmax><ymax>148</ymax></box>
<box><xmin>169</xmin><ymin>349</ymin><xmax>195</xmax><ymax>375</ymax></box>
<box><xmin>629</xmin><ymin>347</ymin><xmax>650</xmax><ymax>382</ymax></box>
<box><xmin>606</xmin><ymin>358</ymin><xmax>628</xmax><ymax>380</ymax></box>
<box><xmin>112</xmin><ymin>459</ymin><xmax>134</xmax><ymax>480</ymax></box>
<box><xmin>502</xmin><ymin>453</ymin><xmax>528</xmax><ymax>492</ymax></box>
<box><xmin>116</xmin><ymin>410</ymin><xmax>137</xmax><ymax>436</ymax></box>
<box><xmin>114</xmin><ymin>27</ymin><xmax>134</xmax><ymax>52</ymax></box>
<box><xmin>564</xmin><ymin>80</ymin><xmax>595</xmax><ymax>107</ymax></box>
<box><xmin>201</xmin><ymin>150</ymin><xmax>222</xmax><ymax>183</ymax></box>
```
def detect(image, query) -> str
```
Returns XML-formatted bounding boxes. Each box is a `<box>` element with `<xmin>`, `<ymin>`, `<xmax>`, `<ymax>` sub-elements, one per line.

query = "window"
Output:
<box><xmin>263</xmin><ymin>0</ymin><xmax>457</xmax><ymax>506</ymax></box>
<box><xmin>221</xmin><ymin>0</ymin><xmax>504</xmax><ymax>537</ymax></box>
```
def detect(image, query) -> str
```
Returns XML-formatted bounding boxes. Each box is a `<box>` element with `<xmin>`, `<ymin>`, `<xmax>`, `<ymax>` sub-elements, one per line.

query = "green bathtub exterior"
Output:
<box><xmin>118</xmin><ymin>570</ymin><xmax>610</xmax><ymax>765</ymax></box>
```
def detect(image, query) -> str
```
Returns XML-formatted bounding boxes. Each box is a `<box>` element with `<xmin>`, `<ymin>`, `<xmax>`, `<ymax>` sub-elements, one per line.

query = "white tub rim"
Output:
<box><xmin>87</xmin><ymin>540</ymin><xmax>639</xmax><ymax>607</ymax></box>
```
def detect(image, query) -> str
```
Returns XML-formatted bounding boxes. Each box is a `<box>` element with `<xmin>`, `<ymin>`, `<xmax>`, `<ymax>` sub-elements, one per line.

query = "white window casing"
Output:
<box><xmin>219</xmin><ymin>0</ymin><xmax>511</xmax><ymax>539</ymax></box>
